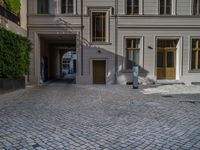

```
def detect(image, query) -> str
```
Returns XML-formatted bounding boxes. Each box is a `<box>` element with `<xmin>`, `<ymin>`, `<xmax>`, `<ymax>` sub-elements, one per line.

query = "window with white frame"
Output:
<box><xmin>91</xmin><ymin>12</ymin><xmax>108</xmax><ymax>43</ymax></box>
<box><xmin>159</xmin><ymin>0</ymin><xmax>175</xmax><ymax>15</ymax></box>
<box><xmin>37</xmin><ymin>0</ymin><xmax>49</xmax><ymax>14</ymax></box>
<box><xmin>61</xmin><ymin>0</ymin><xmax>74</xmax><ymax>14</ymax></box>
<box><xmin>126</xmin><ymin>0</ymin><xmax>140</xmax><ymax>15</ymax></box>
<box><xmin>126</xmin><ymin>39</ymin><xmax>140</xmax><ymax>69</ymax></box>
<box><xmin>191</xmin><ymin>39</ymin><xmax>200</xmax><ymax>70</ymax></box>
<box><xmin>193</xmin><ymin>0</ymin><xmax>200</xmax><ymax>15</ymax></box>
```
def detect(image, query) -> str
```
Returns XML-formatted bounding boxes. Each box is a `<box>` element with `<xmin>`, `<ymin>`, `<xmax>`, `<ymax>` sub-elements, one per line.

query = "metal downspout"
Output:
<box><xmin>115</xmin><ymin>0</ymin><xmax>118</xmax><ymax>84</ymax></box>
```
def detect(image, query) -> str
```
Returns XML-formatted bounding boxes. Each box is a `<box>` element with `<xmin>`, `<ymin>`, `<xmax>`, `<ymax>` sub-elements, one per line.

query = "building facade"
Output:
<box><xmin>27</xmin><ymin>0</ymin><xmax>200</xmax><ymax>85</ymax></box>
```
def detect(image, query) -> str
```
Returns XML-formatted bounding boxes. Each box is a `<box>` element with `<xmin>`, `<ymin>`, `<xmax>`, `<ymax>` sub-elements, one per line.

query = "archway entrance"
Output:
<box><xmin>61</xmin><ymin>51</ymin><xmax>77</xmax><ymax>80</ymax></box>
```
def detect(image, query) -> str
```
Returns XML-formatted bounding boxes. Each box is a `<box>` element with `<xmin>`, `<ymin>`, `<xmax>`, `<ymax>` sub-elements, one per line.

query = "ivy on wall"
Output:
<box><xmin>0</xmin><ymin>27</ymin><xmax>31</xmax><ymax>78</ymax></box>
<box><xmin>3</xmin><ymin>0</ymin><xmax>21</xmax><ymax>14</ymax></box>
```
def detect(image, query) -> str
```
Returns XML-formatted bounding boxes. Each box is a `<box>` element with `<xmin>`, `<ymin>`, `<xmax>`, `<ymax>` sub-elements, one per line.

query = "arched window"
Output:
<box><xmin>61</xmin><ymin>0</ymin><xmax>74</xmax><ymax>14</ymax></box>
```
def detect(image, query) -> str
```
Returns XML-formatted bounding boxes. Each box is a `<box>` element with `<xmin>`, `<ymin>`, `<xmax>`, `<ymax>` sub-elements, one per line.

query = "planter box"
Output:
<box><xmin>0</xmin><ymin>77</ymin><xmax>25</xmax><ymax>90</ymax></box>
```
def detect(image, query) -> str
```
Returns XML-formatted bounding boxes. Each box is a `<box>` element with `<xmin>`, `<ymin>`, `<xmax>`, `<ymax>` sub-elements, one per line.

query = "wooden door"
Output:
<box><xmin>157</xmin><ymin>48</ymin><xmax>176</xmax><ymax>80</ymax></box>
<box><xmin>93</xmin><ymin>60</ymin><xmax>106</xmax><ymax>84</ymax></box>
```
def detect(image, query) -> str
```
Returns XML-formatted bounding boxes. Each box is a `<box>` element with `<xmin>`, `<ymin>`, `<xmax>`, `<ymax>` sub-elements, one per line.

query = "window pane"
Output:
<box><xmin>166</xmin><ymin>6</ymin><xmax>171</xmax><ymax>15</ymax></box>
<box><xmin>167</xmin><ymin>51</ymin><xmax>174</xmax><ymax>67</ymax></box>
<box><xmin>166</xmin><ymin>0</ymin><xmax>172</xmax><ymax>15</ymax></box>
<box><xmin>61</xmin><ymin>0</ymin><xmax>66</xmax><ymax>13</ymax></box>
<box><xmin>134</xmin><ymin>0</ymin><xmax>139</xmax><ymax>14</ymax></box>
<box><xmin>126</xmin><ymin>39</ymin><xmax>140</xmax><ymax>69</ymax></box>
<box><xmin>92</xmin><ymin>12</ymin><xmax>106</xmax><ymax>42</ymax></box>
<box><xmin>193</xmin><ymin>0</ymin><xmax>197</xmax><ymax>15</ymax></box>
<box><xmin>127</xmin><ymin>39</ymin><xmax>132</xmax><ymax>48</ymax></box>
<box><xmin>199</xmin><ymin>0</ymin><xmax>200</xmax><ymax>15</ymax></box>
<box><xmin>127</xmin><ymin>0</ymin><xmax>139</xmax><ymax>15</ymax></box>
<box><xmin>68</xmin><ymin>0</ymin><xmax>73</xmax><ymax>13</ymax></box>
<box><xmin>157</xmin><ymin>52</ymin><xmax>164</xmax><ymax>67</ymax></box>
<box><xmin>160</xmin><ymin>0</ymin><xmax>164</xmax><ymax>14</ymax></box>
<box><xmin>134</xmin><ymin>50</ymin><xmax>139</xmax><ymax>66</ymax></box>
<box><xmin>61</xmin><ymin>0</ymin><xmax>73</xmax><ymax>14</ymax></box>
<box><xmin>134</xmin><ymin>6</ymin><xmax>139</xmax><ymax>14</ymax></box>
<box><xmin>38</xmin><ymin>0</ymin><xmax>49</xmax><ymax>14</ymax></box>
<box><xmin>126</xmin><ymin>49</ymin><xmax>134</xmax><ymax>69</ymax></box>
<box><xmin>191</xmin><ymin>50</ymin><xmax>196</xmax><ymax>69</ymax></box>
<box><xmin>192</xmin><ymin>39</ymin><xmax>197</xmax><ymax>48</ymax></box>
<box><xmin>198</xmin><ymin>51</ymin><xmax>200</xmax><ymax>69</ymax></box>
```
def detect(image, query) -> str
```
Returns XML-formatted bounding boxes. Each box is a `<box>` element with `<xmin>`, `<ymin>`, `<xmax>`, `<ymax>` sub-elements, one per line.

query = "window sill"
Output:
<box><xmin>91</xmin><ymin>42</ymin><xmax>112</xmax><ymax>45</ymax></box>
<box><xmin>188</xmin><ymin>70</ymin><xmax>200</xmax><ymax>73</ymax></box>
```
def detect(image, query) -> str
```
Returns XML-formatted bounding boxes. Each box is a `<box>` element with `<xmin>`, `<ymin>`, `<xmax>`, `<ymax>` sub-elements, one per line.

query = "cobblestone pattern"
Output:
<box><xmin>0</xmin><ymin>83</ymin><xmax>200</xmax><ymax>150</ymax></box>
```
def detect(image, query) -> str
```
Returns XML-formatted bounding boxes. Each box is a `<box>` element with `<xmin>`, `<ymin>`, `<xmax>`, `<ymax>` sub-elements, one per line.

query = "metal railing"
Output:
<box><xmin>0</xmin><ymin>4</ymin><xmax>20</xmax><ymax>25</ymax></box>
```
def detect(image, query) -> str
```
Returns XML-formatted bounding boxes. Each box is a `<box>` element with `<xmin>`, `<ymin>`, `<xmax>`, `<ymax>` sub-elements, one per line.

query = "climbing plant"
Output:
<box><xmin>0</xmin><ymin>27</ymin><xmax>31</xmax><ymax>78</ymax></box>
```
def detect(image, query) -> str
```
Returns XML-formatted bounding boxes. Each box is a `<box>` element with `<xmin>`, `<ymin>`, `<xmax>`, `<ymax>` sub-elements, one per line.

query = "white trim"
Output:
<box><xmin>123</xmin><ymin>36</ymin><xmax>144</xmax><ymax>71</ymax></box>
<box><xmin>155</xmin><ymin>36</ymin><xmax>182</xmax><ymax>80</ymax></box>
<box><xmin>124</xmin><ymin>0</ymin><xmax>143</xmax><ymax>15</ymax></box>
<box><xmin>158</xmin><ymin>0</ymin><xmax>177</xmax><ymax>15</ymax></box>
<box><xmin>90</xmin><ymin>9</ymin><xmax>110</xmax><ymax>44</ymax></box>
<box><xmin>189</xmin><ymin>36</ymin><xmax>200</xmax><ymax>72</ymax></box>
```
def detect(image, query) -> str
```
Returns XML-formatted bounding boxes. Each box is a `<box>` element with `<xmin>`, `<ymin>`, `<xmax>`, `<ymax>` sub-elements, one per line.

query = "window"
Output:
<box><xmin>61</xmin><ymin>0</ymin><xmax>74</xmax><ymax>14</ymax></box>
<box><xmin>37</xmin><ymin>0</ymin><xmax>49</xmax><ymax>14</ymax></box>
<box><xmin>193</xmin><ymin>0</ymin><xmax>200</xmax><ymax>15</ymax></box>
<box><xmin>126</xmin><ymin>39</ymin><xmax>140</xmax><ymax>69</ymax></box>
<box><xmin>191</xmin><ymin>39</ymin><xmax>200</xmax><ymax>70</ymax></box>
<box><xmin>160</xmin><ymin>0</ymin><xmax>173</xmax><ymax>15</ymax></box>
<box><xmin>92</xmin><ymin>12</ymin><xmax>107</xmax><ymax>42</ymax></box>
<box><xmin>126</xmin><ymin>0</ymin><xmax>140</xmax><ymax>15</ymax></box>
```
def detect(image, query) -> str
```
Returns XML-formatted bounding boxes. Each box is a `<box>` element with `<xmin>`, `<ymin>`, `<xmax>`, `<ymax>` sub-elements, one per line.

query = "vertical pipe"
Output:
<box><xmin>27</xmin><ymin>0</ymin><xmax>30</xmax><ymax>82</ymax></box>
<box><xmin>81</xmin><ymin>0</ymin><xmax>83</xmax><ymax>76</ymax></box>
<box><xmin>115</xmin><ymin>0</ymin><xmax>118</xmax><ymax>84</ymax></box>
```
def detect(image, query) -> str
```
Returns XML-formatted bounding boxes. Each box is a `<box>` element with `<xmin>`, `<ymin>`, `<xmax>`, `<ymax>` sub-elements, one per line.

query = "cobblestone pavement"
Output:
<box><xmin>0</xmin><ymin>82</ymin><xmax>200</xmax><ymax>150</ymax></box>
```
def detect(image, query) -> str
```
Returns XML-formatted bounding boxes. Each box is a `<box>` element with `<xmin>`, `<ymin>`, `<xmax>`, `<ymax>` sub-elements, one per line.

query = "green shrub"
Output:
<box><xmin>0</xmin><ymin>27</ymin><xmax>31</xmax><ymax>78</ymax></box>
<box><xmin>3</xmin><ymin>0</ymin><xmax>21</xmax><ymax>14</ymax></box>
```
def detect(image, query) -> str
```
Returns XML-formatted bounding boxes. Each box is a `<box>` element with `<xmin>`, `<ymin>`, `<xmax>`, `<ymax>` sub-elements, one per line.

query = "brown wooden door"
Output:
<box><xmin>93</xmin><ymin>60</ymin><xmax>106</xmax><ymax>84</ymax></box>
<box><xmin>157</xmin><ymin>48</ymin><xmax>176</xmax><ymax>80</ymax></box>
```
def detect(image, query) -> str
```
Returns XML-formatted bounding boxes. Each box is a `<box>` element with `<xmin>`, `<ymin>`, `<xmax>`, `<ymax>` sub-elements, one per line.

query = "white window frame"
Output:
<box><xmin>123</xmin><ymin>36</ymin><xmax>144</xmax><ymax>71</ymax></box>
<box><xmin>124</xmin><ymin>0</ymin><xmax>143</xmax><ymax>15</ymax></box>
<box><xmin>190</xmin><ymin>37</ymin><xmax>200</xmax><ymax>72</ymax></box>
<box><xmin>60</xmin><ymin>0</ymin><xmax>76</xmax><ymax>15</ymax></box>
<box><xmin>90</xmin><ymin>9</ymin><xmax>110</xmax><ymax>44</ymax></box>
<box><xmin>158</xmin><ymin>0</ymin><xmax>177</xmax><ymax>15</ymax></box>
<box><xmin>192</xmin><ymin>0</ymin><xmax>200</xmax><ymax>15</ymax></box>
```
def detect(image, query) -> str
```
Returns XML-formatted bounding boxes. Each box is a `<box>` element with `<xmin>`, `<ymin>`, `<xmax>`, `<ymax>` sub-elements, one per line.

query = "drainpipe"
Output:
<box><xmin>114</xmin><ymin>0</ymin><xmax>118</xmax><ymax>84</ymax></box>
<box><xmin>81</xmin><ymin>0</ymin><xmax>83</xmax><ymax>76</ymax></box>
<box><xmin>27</xmin><ymin>0</ymin><xmax>30</xmax><ymax>82</ymax></box>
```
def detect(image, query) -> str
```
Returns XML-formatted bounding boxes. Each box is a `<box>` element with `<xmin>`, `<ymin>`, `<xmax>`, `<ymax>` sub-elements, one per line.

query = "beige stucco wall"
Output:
<box><xmin>27</xmin><ymin>0</ymin><xmax>200</xmax><ymax>85</ymax></box>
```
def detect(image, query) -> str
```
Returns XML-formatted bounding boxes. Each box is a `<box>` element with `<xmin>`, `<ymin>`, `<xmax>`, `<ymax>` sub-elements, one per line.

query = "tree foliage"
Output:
<box><xmin>3</xmin><ymin>0</ymin><xmax>21</xmax><ymax>14</ymax></box>
<box><xmin>0</xmin><ymin>27</ymin><xmax>31</xmax><ymax>78</ymax></box>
